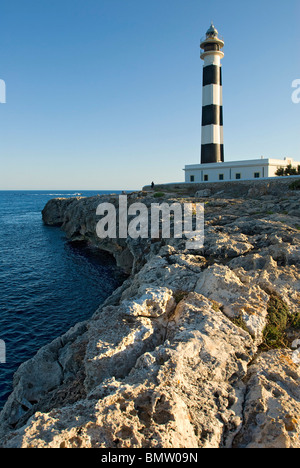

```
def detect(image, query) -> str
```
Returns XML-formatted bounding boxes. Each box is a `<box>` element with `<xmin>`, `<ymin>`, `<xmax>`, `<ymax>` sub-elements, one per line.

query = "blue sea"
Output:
<box><xmin>0</xmin><ymin>190</ymin><xmax>126</xmax><ymax>410</ymax></box>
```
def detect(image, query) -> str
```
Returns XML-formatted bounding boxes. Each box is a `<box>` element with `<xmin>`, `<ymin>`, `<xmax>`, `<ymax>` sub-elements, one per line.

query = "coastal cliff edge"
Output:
<box><xmin>0</xmin><ymin>182</ymin><xmax>299</xmax><ymax>448</ymax></box>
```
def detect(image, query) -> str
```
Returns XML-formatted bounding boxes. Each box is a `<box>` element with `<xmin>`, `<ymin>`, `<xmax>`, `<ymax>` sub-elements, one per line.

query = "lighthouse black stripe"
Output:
<box><xmin>202</xmin><ymin>104</ymin><xmax>223</xmax><ymax>126</ymax></box>
<box><xmin>201</xmin><ymin>144</ymin><xmax>222</xmax><ymax>164</ymax></box>
<box><xmin>220</xmin><ymin>106</ymin><xmax>223</xmax><ymax>126</ymax></box>
<box><xmin>203</xmin><ymin>65</ymin><xmax>222</xmax><ymax>86</ymax></box>
<box><xmin>220</xmin><ymin>144</ymin><xmax>224</xmax><ymax>162</ymax></box>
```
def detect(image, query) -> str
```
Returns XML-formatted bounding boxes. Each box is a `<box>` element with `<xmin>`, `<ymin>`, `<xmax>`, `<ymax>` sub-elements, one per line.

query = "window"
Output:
<box><xmin>219</xmin><ymin>174</ymin><xmax>224</xmax><ymax>181</ymax></box>
<box><xmin>190</xmin><ymin>175</ymin><xmax>195</xmax><ymax>182</ymax></box>
<box><xmin>204</xmin><ymin>175</ymin><xmax>209</xmax><ymax>182</ymax></box>
<box><xmin>254</xmin><ymin>172</ymin><xmax>260</xmax><ymax>179</ymax></box>
<box><xmin>236</xmin><ymin>173</ymin><xmax>241</xmax><ymax>180</ymax></box>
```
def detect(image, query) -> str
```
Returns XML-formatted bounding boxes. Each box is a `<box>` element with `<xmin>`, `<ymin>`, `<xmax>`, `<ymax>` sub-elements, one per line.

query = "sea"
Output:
<box><xmin>0</xmin><ymin>190</ymin><xmax>127</xmax><ymax>410</ymax></box>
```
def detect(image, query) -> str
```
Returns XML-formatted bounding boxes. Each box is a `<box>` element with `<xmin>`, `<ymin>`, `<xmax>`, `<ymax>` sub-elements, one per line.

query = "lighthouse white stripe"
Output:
<box><xmin>201</xmin><ymin>125</ymin><xmax>222</xmax><ymax>145</ymax></box>
<box><xmin>203</xmin><ymin>55</ymin><xmax>221</xmax><ymax>67</ymax></box>
<box><xmin>202</xmin><ymin>84</ymin><xmax>222</xmax><ymax>107</ymax></box>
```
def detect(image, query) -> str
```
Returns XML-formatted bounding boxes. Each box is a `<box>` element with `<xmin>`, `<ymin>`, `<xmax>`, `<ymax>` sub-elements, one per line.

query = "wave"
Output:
<box><xmin>33</xmin><ymin>193</ymin><xmax>83</xmax><ymax>196</ymax></box>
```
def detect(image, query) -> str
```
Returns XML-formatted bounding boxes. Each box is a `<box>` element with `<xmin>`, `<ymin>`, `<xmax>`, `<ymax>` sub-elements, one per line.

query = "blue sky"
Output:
<box><xmin>0</xmin><ymin>0</ymin><xmax>299</xmax><ymax>190</ymax></box>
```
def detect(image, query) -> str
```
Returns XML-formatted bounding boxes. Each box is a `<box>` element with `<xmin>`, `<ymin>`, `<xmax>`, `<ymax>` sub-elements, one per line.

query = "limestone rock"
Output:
<box><xmin>204</xmin><ymin>229</ymin><xmax>253</xmax><ymax>258</ymax></box>
<box><xmin>1</xmin><ymin>187</ymin><xmax>300</xmax><ymax>448</ymax></box>
<box><xmin>195</xmin><ymin>264</ymin><xmax>269</xmax><ymax>341</ymax></box>
<box><xmin>195</xmin><ymin>189</ymin><xmax>212</xmax><ymax>198</ymax></box>
<box><xmin>0</xmin><ymin>294</ymin><xmax>256</xmax><ymax>448</ymax></box>
<box><xmin>234</xmin><ymin>350</ymin><xmax>300</xmax><ymax>448</ymax></box>
<box><xmin>0</xmin><ymin>321</ymin><xmax>88</xmax><ymax>439</ymax></box>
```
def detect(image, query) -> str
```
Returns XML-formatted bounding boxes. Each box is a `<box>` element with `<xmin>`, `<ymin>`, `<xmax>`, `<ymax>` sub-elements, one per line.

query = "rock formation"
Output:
<box><xmin>0</xmin><ymin>182</ymin><xmax>299</xmax><ymax>448</ymax></box>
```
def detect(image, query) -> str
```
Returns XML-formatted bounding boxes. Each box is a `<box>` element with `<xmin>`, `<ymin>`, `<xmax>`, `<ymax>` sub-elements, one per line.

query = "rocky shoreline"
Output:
<box><xmin>0</xmin><ymin>181</ymin><xmax>299</xmax><ymax>448</ymax></box>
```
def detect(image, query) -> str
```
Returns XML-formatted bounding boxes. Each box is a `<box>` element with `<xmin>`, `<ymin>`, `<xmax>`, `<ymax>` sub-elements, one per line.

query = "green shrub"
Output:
<box><xmin>277</xmin><ymin>165</ymin><xmax>300</xmax><ymax>177</ymax></box>
<box><xmin>231</xmin><ymin>316</ymin><xmax>250</xmax><ymax>334</ymax></box>
<box><xmin>260</xmin><ymin>294</ymin><xmax>290</xmax><ymax>350</ymax></box>
<box><xmin>290</xmin><ymin>312</ymin><xmax>300</xmax><ymax>330</ymax></box>
<box><xmin>276</xmin><ymin>167</ymin><xmax>285</xmax><ymax>176</ymax></box>
<box><xmin>153</xmin><ymin>192</ymin><xmax>165</xmax><ymax>198</ymax></box>
<box><xmin>173</xmin><ymin>290</ymin><xmax>189</xmax><ymax>304</ymax></box>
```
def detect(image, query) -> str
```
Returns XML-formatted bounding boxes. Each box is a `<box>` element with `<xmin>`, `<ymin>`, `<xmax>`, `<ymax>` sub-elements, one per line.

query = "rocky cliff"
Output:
<box><xmin>0</xmin><ymin>183</ymin><xmax>299</xmax><ymax>448</ymax></box>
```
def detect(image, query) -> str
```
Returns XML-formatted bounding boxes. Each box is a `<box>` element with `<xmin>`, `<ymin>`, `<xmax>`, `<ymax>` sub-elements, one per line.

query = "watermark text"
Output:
<box><xmin>292</xmin><ymin>79</ymin><xmax>300</xmax><ymax>104</ymax></box>
<box><xmin>96</xmin><ymin>195</ymin><xmax>204</xmax><ymax>250</ymax></box>
<box><xmin>0</xmin><ymin>340</ymin><xmax>6</xmax><ymax>364</ymax></box>
<box><xmin>0</xmin><ymin>79</ymin><xmax>6</xmax><ymax>104</ymax></box>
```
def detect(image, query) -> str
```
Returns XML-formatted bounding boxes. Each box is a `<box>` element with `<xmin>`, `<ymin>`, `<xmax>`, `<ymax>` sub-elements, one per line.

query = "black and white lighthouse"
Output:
<box><xmin>184</xmin><ymin>25</ymin><xmax>300</xmax><ymax>184</ymax></box>
<box><xmin>200</xmin><ymin>23</ymin><xmax>224</xmax><ymax>164</ymax></box>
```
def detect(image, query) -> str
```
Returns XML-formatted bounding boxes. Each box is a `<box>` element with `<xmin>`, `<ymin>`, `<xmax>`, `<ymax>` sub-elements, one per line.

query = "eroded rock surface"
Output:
<box><xmin>0</xmin><ymin>185</ymin><xmax>300</xmax><ymax>448</ymax></box>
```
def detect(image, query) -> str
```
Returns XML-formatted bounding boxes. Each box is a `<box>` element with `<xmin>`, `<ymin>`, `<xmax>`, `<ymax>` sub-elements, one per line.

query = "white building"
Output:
<box><xmin>184</xmin><ymin>157</ymin><xmax>300</xmax><ymax>183</ymax></box>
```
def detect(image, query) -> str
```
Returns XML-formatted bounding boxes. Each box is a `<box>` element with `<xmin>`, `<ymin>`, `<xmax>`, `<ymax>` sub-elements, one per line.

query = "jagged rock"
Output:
<box><xmin>122</xmin><ymin>286</ymin><xmax>176</xmax><ymax>318</ymax></box>
<box><xmin>195</xmin><ymin>189</ymin><xmax>212</xmax><ymax>198</ymax></box>
<box><xmin>204</xmin><ymin>229</ymin><xmax>253</xmax><ymax>258</ymax></box>
<box><xmin>41</xmin><ymin>197</ymin><xmax>78</xmax><ymax>226</ymax></box>
<box><xmin>195</xmin><ymin>264</ymin><xmax>269</xmax><ymax>341</ymax></box>
<box><xmin>0</xmin><ymin>322</ymin><xmax>88</xmax><ymax>438</ymax></box>
<box><xmin>1</xmin><ymin>187</ymin><xmax>300</xmax><ymax>448</ymax></box>
<box><xmin>247</xmin><ymin>184</ymin><xmax>270</xmax><ymax>198</ymax></box>
<box><xmin>292</xmin><ymin>339</ymin><xmax>300</xmax><ymax>349</ymax></box>
<box><xmin>0</xmin><ymin>294</ymin><xmax>256</xmax><ymax>448</ymax></box>
<box><xmin>230</xmin><ymin>252</ymin><xmax>300</xmax><ymax>315</ymax></box>
<box><xmin>234</xmin><ymin>350</ymin><xmax>300</xmax><ymax>448</ymax></box>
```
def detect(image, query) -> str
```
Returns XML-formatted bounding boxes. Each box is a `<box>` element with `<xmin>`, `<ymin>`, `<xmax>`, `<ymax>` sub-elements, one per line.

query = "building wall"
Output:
<box><xmin>185</xmin><ymin>163</ymin><xmax>268</xmax><ymax>183</ymax></box>
<box><xmin>184</xmin><ymin>159</ymin><xmax>300</xmax><ymax>183</ymax></box>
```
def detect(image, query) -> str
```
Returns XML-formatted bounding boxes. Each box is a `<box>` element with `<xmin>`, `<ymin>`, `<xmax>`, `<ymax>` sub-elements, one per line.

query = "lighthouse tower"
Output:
<box><xmin>183</xmin><ymin>25</ymin><xmax>300</xmax><ymax>184</ymax></box>
<box><xmin>200</xmin><ymin>23</ymin><xmax>224</xmax><ymax>164</ymax></box>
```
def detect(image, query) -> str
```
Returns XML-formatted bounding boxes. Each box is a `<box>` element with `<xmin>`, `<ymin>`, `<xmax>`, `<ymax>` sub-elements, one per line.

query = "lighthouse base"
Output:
<box><xmin>184</xmin><ymin>158</ymin><xmax>300</xmax><ymax>183</ymax></box>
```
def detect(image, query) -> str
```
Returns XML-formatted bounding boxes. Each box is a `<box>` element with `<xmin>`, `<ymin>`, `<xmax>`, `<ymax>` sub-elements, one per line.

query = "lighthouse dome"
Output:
<box><xmin>206</xmin><ymin>23</ymin><xmax>218</xmax><ymax>37</ymax></box>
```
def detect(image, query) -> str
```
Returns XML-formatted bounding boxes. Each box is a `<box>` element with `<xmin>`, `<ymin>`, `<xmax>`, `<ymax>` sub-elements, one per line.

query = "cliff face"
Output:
<box><xmin>0</xmin><ymin>185</ymin><xmax>300</xmax><ymax>448</ymax></box>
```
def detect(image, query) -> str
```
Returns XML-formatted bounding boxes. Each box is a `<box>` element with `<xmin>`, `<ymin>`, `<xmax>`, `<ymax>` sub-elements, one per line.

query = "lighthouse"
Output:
<box><xmin>183</xmin><ymin>25</ymin><xmax>300</xmax><ymax>184</ymax></box>
<box><xmin>200</xmin><ymin>23</ymin><xmax>224</xmax><ymax>164</ymax></box>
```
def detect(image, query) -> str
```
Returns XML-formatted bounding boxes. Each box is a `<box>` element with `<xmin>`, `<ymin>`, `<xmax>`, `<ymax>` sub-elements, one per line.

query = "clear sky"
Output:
<box><xmin>0</xmin><ymin>0</ymin><xmax>299</xmax><ymax>190</ymax></box>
